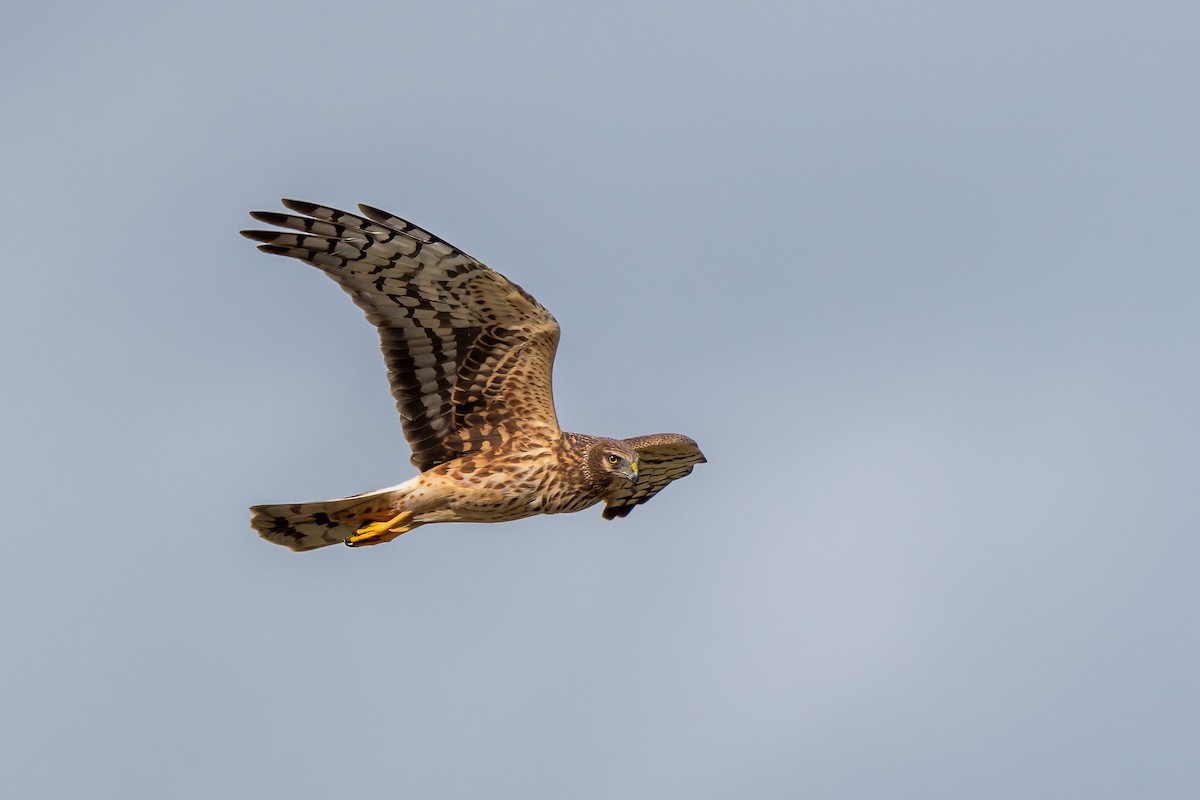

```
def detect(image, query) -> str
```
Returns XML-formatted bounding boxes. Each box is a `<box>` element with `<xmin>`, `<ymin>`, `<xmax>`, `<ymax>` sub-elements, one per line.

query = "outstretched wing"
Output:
<box><xmin>243</xmin><ymin>200</ymin><xmax>562</xmax><ymax>471</ymax></box>
<box><xmin>602</xmin><ymin>434</ymin><xmax>707</xmax><ymax>519</ymax></box>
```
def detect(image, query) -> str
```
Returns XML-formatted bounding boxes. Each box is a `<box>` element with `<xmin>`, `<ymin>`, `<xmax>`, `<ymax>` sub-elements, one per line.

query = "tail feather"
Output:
<box><xmin>250</xmin><ymin>484</ymin><xmax>407</xmax><ymax>552</ymax></box>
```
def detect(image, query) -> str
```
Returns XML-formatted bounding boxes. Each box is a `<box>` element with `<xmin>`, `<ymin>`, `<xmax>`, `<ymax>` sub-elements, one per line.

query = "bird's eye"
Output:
<box><xmin>607</xmin><ymin>454</ymin><xmax>620</xmax><ymax>465</ymax></box>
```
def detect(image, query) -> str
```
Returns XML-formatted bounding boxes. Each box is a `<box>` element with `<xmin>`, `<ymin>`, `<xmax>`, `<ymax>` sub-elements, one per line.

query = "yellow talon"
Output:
<box><xmin>347</xmin><ymin>510</ymin><xmax>414</xmax><ymax>547</ymax></box>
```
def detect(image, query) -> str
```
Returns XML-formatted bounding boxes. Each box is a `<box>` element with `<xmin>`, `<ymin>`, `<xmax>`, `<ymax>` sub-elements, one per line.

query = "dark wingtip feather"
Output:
<box><xmin>241</xmin><ymin>229</ymin><xmax>277</xmax><ymax>242</ymax></box>
<box><xmin>602</xmin><ymin>505</ymin><xmax>635</xmax><ymax>520</ymax></box>
<box><xmin>357</xmin><ymin>203</ymin><xmax>388</xmax><ymax>219</ymax></box>
<box><xmin>249</xmin><ymin>211</ymin><xmax>291</xmax><ymax>226</ymax></box>
<box><xmin>281</xmin><ymin>198</ymin><xmax>320</xmax><ymax>215</ymax></box>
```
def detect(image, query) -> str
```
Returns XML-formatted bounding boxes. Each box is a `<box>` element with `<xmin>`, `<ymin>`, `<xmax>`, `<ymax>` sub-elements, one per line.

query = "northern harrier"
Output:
<box><xmin>244</xmin><ymin>200</ymin><xmax>705</xmax><ymax>551</ymax></box>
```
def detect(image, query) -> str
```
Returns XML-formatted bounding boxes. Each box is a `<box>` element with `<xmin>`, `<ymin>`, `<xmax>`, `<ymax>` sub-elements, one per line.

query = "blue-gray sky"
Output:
<box><xmin>3</xmin><ymin>1</ymin><xmax>1198</xmax><ymax>797</ymax></box>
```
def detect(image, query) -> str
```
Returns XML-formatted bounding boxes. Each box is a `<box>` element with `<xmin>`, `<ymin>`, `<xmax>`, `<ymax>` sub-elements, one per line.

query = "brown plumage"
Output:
<box><xmin>244</xmin><ymin>200</ymin><xmax>705</xmax><ymax>551</ymax></box>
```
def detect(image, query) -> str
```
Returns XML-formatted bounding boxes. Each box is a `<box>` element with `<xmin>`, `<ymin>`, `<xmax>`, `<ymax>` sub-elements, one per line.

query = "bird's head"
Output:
<box><xmin>588</xmin><ymin>439</ymin><xmax>641</xmax><ymax>486</ymax></box>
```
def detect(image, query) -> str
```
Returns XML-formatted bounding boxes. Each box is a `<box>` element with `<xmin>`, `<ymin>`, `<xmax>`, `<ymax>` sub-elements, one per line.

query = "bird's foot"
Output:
<box><xmin>346</xmin><ymin>510</ymin><xmax>414</xmax><ymax>547</ymax></box>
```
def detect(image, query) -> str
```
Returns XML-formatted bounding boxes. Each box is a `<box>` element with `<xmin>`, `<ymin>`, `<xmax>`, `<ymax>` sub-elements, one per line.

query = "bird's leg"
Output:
<box><xmin>346</xmin><ymin>510</ymin><xmax>414</xmax><ymax>547</ymax></box>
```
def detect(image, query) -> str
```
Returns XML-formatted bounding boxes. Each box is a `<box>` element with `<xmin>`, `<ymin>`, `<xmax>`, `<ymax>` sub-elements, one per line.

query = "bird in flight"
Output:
<box><xmin>243</xmin><ymin>200</ymin><xmax>705</xmax><ymax>551</ymax></box>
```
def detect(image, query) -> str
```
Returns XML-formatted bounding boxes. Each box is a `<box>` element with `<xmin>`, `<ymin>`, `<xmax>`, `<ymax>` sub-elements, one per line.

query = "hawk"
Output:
<box><xmin>244</xmin><ymin>200</ymin><xmax>705</xmax><ymax>551</ymax></box>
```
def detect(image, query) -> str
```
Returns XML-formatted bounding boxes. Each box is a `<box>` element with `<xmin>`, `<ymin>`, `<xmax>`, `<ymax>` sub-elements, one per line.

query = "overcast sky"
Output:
<box><xmin>2</xmin><ymin>1</ymin><xmax>1198</xmax><ymax>797</ymax></box>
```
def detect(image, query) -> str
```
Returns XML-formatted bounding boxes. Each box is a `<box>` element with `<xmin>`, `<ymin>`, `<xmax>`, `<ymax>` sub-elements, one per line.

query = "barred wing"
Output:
<box><xmin>602</xmin><ymin>434</ymin><xmax>707</xmax><ymax>519</ymax></box>
<box><xmin>242</xmin><ymin>200</ymin><xmax>561</xmax><ymax>471</ymax></box>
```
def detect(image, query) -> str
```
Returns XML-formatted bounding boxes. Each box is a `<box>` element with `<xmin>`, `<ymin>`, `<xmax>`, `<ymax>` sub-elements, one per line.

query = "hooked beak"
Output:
<box><xmin>625</xmin><ymin>460</ymin><xmax>640</xmax><ymax>484</ymax></box>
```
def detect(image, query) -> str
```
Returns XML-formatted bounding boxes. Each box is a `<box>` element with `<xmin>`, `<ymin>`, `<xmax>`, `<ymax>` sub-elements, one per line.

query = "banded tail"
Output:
<box><xmin>250</xmin><ymin>484</ymin><xmax>409</xmax><ymax>551</ymax></box>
